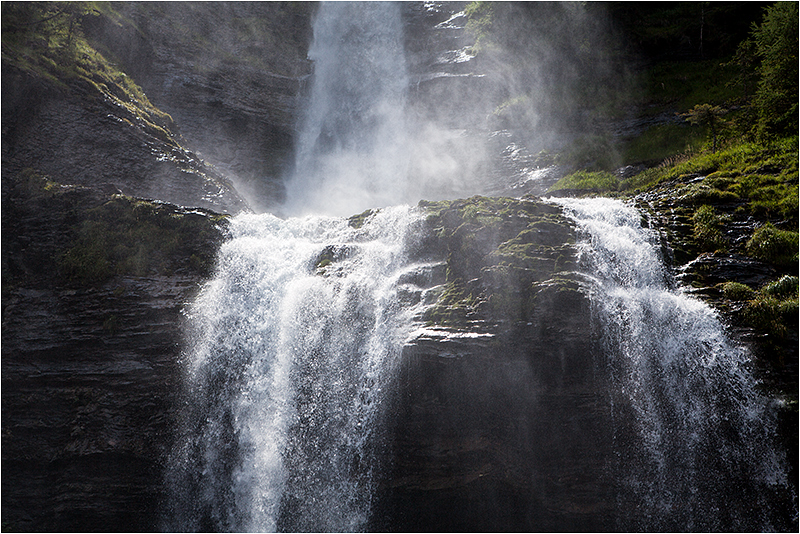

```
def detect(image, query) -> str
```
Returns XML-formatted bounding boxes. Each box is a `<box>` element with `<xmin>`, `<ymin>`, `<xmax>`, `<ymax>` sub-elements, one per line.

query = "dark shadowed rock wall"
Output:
<box><xmin>371</xmin><ymin>197</ymin><xmax>617</xmax><ymax>532</ymax></box>
<box><xmin>1</xmin><ymin>172</ymin><xmax>228</xmax><ymax>531</ymax></box>
<box><xmin>82</xmin><ymin>2</ymin><xmax>315</xmax><ymax>212</ymax></box>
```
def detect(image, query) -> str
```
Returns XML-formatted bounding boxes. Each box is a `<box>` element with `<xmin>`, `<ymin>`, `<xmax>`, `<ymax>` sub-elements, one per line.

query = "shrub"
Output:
<box><xmin>761</xmin><ymin>275</ymin><xmax>799</xmax><ymax>299</ymax></box>
<box><xmin>692</xmin><ymin>205</ymin><xmax>727</xmax><ymax>251</ymax></box>
<box><xmin>721</xmin><ymin>281</ymin><xmax>756</xmax><ymax>300</ymax></box>
<box><xmin>745</xmin><ymin>223</ymin><xmax>799</xmax><ymax>267</ymax></box>
<box><xmin>683</xmin><ymin>104</ymin><xmax>726</xmax><ymax>152</ymax></box>
<box><xmin>743</xmin><ymin>294</ymin><xmax>798</xmax><ymax>340</ymax></box>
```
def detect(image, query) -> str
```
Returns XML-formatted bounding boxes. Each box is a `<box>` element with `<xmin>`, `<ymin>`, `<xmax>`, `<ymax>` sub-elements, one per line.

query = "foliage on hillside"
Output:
<box><xmin>482</xmin><ymin>1</ymin><xmax>799</xmax><ymax>370</ymax></box>
<box><xmin>750</xmin><ymin>2</ymin><xmax>799</xmax><ymax>137</ymax></box>
<box><xmin>2</xmin><ymin>1</ymin><xmax>175</xmax><ymax>139</ymax></box>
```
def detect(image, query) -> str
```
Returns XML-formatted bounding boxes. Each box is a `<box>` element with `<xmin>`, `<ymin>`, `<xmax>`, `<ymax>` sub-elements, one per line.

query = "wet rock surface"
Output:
<box><xmin>1</xmin><ymin>172</ymin><xmax>227</xmax><ymax>531</ymax></box>
<box><xmin>370</xmin><ymin>197</ymin><xmax>616</xmax><ymax>531</ymax></box>
<box><xmin>1</xmin><ymin>64</ymin><xmax>248</xmax><ymax>215</ymax></box>
<box><xmin>82</xmin><ymin>2</ymin><xmax>315</xmax><ymax>212</ymax></box>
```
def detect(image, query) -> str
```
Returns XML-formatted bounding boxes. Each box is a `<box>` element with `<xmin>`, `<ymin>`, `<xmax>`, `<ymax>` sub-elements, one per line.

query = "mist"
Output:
<box><xmin>277</xmin><ymin>1</ymin><xmax>636</xmax><ymax>217</ymax></box>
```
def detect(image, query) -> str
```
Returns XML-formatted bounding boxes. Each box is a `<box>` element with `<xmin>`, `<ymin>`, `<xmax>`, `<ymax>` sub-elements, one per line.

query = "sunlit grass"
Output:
<box><xmin>621</xmin><ymin>122</ymin><xmax>708</xmax><ymax>164</ymax></box>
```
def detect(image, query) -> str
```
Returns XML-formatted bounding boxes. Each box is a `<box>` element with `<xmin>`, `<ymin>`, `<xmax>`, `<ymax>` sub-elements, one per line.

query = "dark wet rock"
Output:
<box><xmin>678</xmin><ymin>252</ymin><xmax>777</xmax><ymax>288</ymax></box>
<box><xmin>2</xmin><ymin>278</ymin><xmax>196</xmax><ymax>532</ymax></box>
<box><xmin>370</xmin><ymin>196</ymin><xmax>616</xmax><ymax>531</ymax></box>
<box><xmin>1</xmin><ymin>63</ymin><xmax>248</xmax><ymax>214</ymax></box>
<box><xmin>82</xmin><ymin>2</ymin><xmax>315</xmax><ymax>212</ymax></box>
<box><xmin>1</xmin><ymin>170</ymin><xmax>226</xmax><ymax>532</ymax></box>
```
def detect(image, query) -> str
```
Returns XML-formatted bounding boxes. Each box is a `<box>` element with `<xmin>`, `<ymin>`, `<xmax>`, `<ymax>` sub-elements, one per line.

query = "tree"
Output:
<box><xmin>683</xmin><ymin>104</ymin><xmax>726</xmax><ymax>152</ymax></box>
<box><xmin>752</xmin><ymin>2</ymin><xmax>799</xmax><ymax>137</ymax></box>
<box><xmin>725</xmin><ymin>38</ymin><xmax>759</xmax><ymax>101</ymax></box>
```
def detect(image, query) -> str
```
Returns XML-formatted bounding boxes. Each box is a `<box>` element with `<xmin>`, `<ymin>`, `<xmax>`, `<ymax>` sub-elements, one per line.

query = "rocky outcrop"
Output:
<box><xmin>1</xmin><ymin>63</ymin><xmax>247</xmax><ymax>215</ymax></box>
<box><xmin>82</xmin><ymin>2</ymin><xmax>315</xmax><ymax>212</ymax></box>
<box><xmin>1</xmin><ymin>170</ymin><xmax>227</xmax><ymax>531</ymax></box>
<box><xmin>370</xmin><ymin>197</ymin><xmax>616</xmax><ymax>531</ymax></box>
<box><xmin>1</xmin><ymin>4</ymin><xmax>305</xmax><ymax>529</ymax></box>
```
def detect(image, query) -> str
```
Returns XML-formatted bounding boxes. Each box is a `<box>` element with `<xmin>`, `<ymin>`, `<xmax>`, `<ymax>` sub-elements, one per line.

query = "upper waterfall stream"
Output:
<box><xmin>285</xmin><ymin>2</ymin><xmax>410</xmax><ymax>217</ymax></box>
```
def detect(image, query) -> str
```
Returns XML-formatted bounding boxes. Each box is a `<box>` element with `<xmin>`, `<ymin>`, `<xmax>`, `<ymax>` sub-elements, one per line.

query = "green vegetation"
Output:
<box><xmin>59</xmin><ymin>195</ymin><xmax>227</xmax><ymax>285</ymax></box>
<box><xmin>750</xmin><ymin>2</ymin><xmax>799</xmax><ymax>137</ymax></box>
<box><xmin>2</xmin><ymin>2</ymin><xmax>175</xmax><ymax>137</ymax></box>
<box><xmin>424</xmin><ymin>280</ymin><xmax>485</xmax><ymax>327</ymax></box>
<box><xmin>348</xmin><ymin>209</ymin><xmax>377</xmax><ymax>229</ymax></box>
<box><xmin>548</xmin><ymin>171</ymin><xmax>620</xmax><ymax>194</ymax></box>
<box><xmin>620</xmin><ymin>123</ymin><xmax>707</xmax><ymax>166</ymax></box>
<box><xmin>745</xmin><ymin>223</ymin><xmax>799</xmax><ymax>269</ymax></box>
<box><xmin>724</xmin><ymin>275</ymin><xmax>800</xmax><ymax>353</ymax></box>
<box><xmin>720</xmin><ymin>281</ymin><xmax>756</xmax><ymax>301</ymax></box>
<box><xmin>683</xmin><ymin>104</ymin><xmax>727</xmax><ymax>152</ymax></box>
<box><xmin>692</xmin><ymin>205</ymin><xmax>728</xmax><ymax>252</ymax></box>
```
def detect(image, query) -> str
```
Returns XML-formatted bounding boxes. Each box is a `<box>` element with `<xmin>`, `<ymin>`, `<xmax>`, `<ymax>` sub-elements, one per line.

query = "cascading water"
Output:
<box><xmin>165</xmin><ymin>3</ymin><xmax>429</xmax><ymax>531</ymax></box>
<box><xmin>553</xmin><ymin>197</ymin><xmax>793</xmax><ymax>531</ymax></box>
<box><xmin>166</xmin><ymin>207</ymin><xmax>428</xmax><ymax>531</ymax></box>
<box><xmin>165</xmin><ymin>1</ymin><xmax>793</xmax><ymax>530</ymax></box>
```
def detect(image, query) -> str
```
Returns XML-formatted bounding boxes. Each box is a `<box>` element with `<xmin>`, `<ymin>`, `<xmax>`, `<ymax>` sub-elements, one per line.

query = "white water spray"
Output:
<box><xmin>166</xmin><ymin>4</ymin><xmax>431</xmax><ymax>530</ymax></box>
<box><xmin>553</xmin><ymin>197</ymin><xmax>791</xmax><ymax>531</ymax></box>
<box><xmin>166</xmin><ymin>1</ymin><xmax>793</xmax><ymax>529</ymax></box>
<box><xmin>167</xmin><ymin>207</ymin><xmax>427</xmax><ymax>531</ymax></box>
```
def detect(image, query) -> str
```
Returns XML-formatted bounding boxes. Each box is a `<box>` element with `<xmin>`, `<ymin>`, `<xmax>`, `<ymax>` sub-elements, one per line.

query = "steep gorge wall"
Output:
<box><xmin>2</xmin><ymin>2</ymin><xmax>796</xmax><ymax>531</ymax></box>
<box><xmin>1</xmin><ymin>173</ymin><xmax>229</xmax><ymax>531</ymax></box>
<box><xmin>377</xmin><ymin>197</ymin><xmax>616</xmax><ymax>531</ymax></box>
<box><xmin>1</xmin><ymin>4</ymin><xmax>313</xmax><ymax>530</ymax></box>
<box><xmin>82</xmin><ymin>2</ymin><xmax>315</xmax><ymax>212</ymax></box>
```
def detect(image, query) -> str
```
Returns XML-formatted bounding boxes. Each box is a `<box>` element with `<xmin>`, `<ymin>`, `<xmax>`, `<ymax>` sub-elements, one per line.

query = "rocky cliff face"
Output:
<box><xmin>1</xmin><ymin>170</ymin><xmax>229</xmax><ymax>531</ymax></box>
<box><xmin>2</xmin><ymin>64</ymin><xmax>248</xmax><ymax>214</ymax></box>
<box><xmin>82</xmin><ymin>2</ymin><xmax>314</xmax><ymax>212</ymax></box>
<box><xmin>1</xmin><ymin>2</ymin><xmax>795</xmax><ymax>532</ymax></box>
<box><xmin>2</xmin><ymin>5</ymin><xmax>312</xmax><ymax>527</ymax></box>
<box><xmin>375</xmin><ymin>197</ymin><xmax>616</xmax><ymax>531</ymax></box>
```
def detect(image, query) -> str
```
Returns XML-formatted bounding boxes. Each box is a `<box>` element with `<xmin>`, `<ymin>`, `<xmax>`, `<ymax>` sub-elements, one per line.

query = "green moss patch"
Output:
<box><xmin>419</xmin><ymin>196</ymin><xmax>577</xmax><ymax>329</ymax></box>
<box><xmin>720</xmin><ymin>281</ymin><xmax>756</xmax><ymax>301</ymax></box>
<box><xmin>548</xmin><ymin>171</ymin><xmax>620</xmax><ymax>195</ymax></box>
<box><xmin>740</xmin><ymin>275</ymin><xmax>799</xmax><ymax>348</ymax></box>
<box><xmin>58</xmin><ymin>195</ymin><xmax>228</xmax><ymax>285</ymax></box>
<box><xmin>2</xmin><ymin>2</ymin><xmax>177</xmax><ymax>143</ymax></box>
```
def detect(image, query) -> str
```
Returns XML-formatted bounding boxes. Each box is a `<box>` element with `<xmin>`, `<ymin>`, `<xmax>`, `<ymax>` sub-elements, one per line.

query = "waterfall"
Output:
<box><xmin>553</xmin><ymin>197</ymin><xmax>792</xmax><ymax>531</ymax></box>
<box><xmin>166</xmin><ymin>207</ymin><xmax>427</xmax><ymax>531</ymax></box>
<box><xmin>165</xmin><ymin>1</ymin><xmax>793</xmax><ymax>530</ymax></box>
<box><xmin>285</xmin><ymin>2</ymin><xmax>410</xmax><ymax>217</ymax></box>
<box><xmin>165</xmin><ymin>4</ymin><xmax>428</xmax><ymax>530</ymax></box>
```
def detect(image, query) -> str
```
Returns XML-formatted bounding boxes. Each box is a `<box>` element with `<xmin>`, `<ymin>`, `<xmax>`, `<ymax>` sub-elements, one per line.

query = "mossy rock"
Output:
<box><xmin>312</xmin><ymin>244</ymin><xmax>354</xmax><ymax>275</ymax></box>
<box><xmin>348</xmin><ymin>209</ymin><xmax>377</xmax><ymax>229</ymax></box>
<box><xmin>418</xmin><ymin>196</ymin><xmax>578</xmax><ymax>329</ymax></box>
<box><xmin>57</xmin><ymin>195</ymin><xmax>228</xmax><ymax>284</ymax></box>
